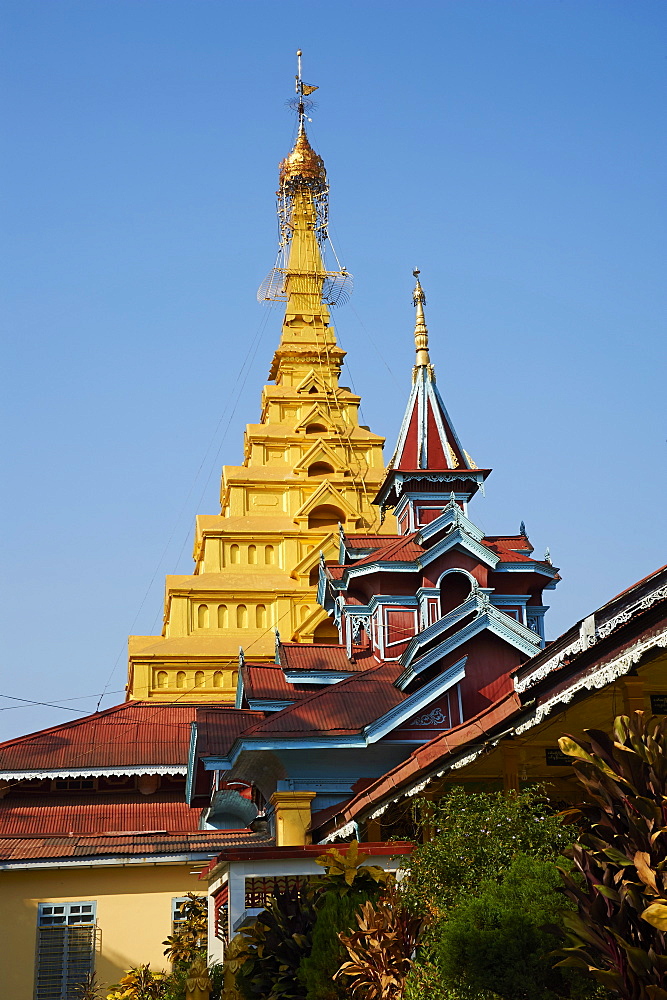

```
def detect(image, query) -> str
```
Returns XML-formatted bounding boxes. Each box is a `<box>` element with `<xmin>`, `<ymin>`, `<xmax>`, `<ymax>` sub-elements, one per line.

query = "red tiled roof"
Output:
<box><xmin>194</xmin><ymin>709</ymin><xmax>266</xmax><ymax>758</ymax></box>
<box><xmin>0</xmin><ymin>792</ymin><xmax>201</xmax><ymax>837</ymax></box>
<box><xmin>241</xmin><ymin>662</ymin><xmax>404</xmax><ymax>737</ymax></box>
<box><xmin>0</xmin><ymin>702</ymin><xmax>211</xmax><ymax>774</ymax></box>
<box><xmin>0</xmin><ymin>830</ymin><xmax>274</xmax><ymax>864</ymax></box>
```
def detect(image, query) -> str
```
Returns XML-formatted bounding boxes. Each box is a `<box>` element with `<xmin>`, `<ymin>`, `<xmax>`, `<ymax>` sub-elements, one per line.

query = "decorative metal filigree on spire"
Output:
<box><xmin>412</xmin><ymin>269</ymin><xmax>435</xmax><ymax>381</ymax></box>
<box><xmin>258</xmin><ymin>51</ymin><xmax>352</xmax><ymax>308</ymax></box>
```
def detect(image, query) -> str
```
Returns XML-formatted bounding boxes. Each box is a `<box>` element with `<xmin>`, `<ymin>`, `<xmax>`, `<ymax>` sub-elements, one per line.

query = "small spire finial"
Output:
<box><xmin>412</xmin><ymin>269</ymin><xmax>431</xmax><ymax>368</ymax></box>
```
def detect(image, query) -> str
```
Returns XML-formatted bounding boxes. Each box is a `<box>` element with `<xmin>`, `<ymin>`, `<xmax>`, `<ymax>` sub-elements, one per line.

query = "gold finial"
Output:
<box><xmin>412</xmin><ymin>268</ymin><xmax>431</xmax><ymax>368</ymax></box>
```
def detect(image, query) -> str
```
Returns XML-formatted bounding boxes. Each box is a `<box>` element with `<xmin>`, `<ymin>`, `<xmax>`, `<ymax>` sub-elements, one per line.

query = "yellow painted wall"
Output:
<box><xmin>1</xmin><ymin>863</ymin><xmax>204</xmax><ymax>1000</ymax></box>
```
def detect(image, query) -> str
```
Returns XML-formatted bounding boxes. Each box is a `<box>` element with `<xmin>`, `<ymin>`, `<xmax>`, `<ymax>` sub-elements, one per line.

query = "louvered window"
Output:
<box><xmin>36</xmin><ymin>902</ymin><xmax>96</xmax><ymax>1000</ymax></box>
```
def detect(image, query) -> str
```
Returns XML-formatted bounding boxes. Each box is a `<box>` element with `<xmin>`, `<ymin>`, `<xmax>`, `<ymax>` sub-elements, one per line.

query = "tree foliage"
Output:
<box><xmin>162</xmin><ymin>894</ymin><xmax>208</xmax><ymax>967</ymax></box>
<box><xmin>437</xmin><ymin>854</ymin><xmax>584</xmax><ymax>1000</ymax></box>
<box><xmin>403</xmin><ymin>785</ymin><xmax>571</xmax><ymax>918</ymax></box>
<box><xmin>555</xmin><ymin>712</ymin><xmax>667</xmax><ymax>999</ymax></box>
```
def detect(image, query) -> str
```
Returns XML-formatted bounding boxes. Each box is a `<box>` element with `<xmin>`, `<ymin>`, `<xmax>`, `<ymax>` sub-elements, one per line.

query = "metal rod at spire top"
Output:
<box><xmin>412</xmin><ymin>269</ymin><xmax>431</xmax><ymax>368</ymax></box>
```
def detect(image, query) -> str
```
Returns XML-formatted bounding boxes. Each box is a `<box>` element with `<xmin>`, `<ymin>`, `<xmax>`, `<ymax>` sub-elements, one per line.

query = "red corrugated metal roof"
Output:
<box><xmin>351</xmin><ymin>533</ymin><xmax>423</xmax><ymax>567</ymax></box>
<box><xmin>194</xmin><ymin>709</ymin><xmax>266</xmax><ymax>757</ymax></box>
<box><xmin>279</xmin><ymin>644</ymin><xmax>359</xmax><ymax>672</ymax></box>
<box><xmin>242</xmin><ymin>662</ymin><xmax>404</xmax><ymax>737</ymax></box>
<box><xmin>0</xmin><ymin>702</ymin><xmax>213</xmax><ymax>773</ymax></box>
<box><xmin>0</xmin><ymin>792</ymin><xmax>201</xmax><ymax>837</ymax></box>
<box><xmin>346</xmin><ymin>535</ymin><xmax>402</xmax><ymax>549</ymax></box>
<box><xmin>0</xmin><ymin>830</ymin><xmax>274</xmax><ymax>863</ymax></box>
<box><xmin>242</xmin><ymin>665</ymin><xmax>312</xmax><ymax>702</ymax></box>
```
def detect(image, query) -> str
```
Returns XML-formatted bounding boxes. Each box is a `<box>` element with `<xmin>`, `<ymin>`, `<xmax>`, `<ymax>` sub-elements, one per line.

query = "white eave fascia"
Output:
<box><xmin>0</xmin><ymin>851</ymin><xmax>219</xmax><ymax>871</ymax></box>
<box><xmin>283</xmin><ymin>670</ymin><xmax>355</xmax><ymax>685</ymax></box>
<box><xmin>247</xmin><ymin>699</ymin><xmax>295</xmax><ymax>711</ymax></box>
<box><xmin>363</xmin><ymin>658</ymin><xmax>466</xmax><ymax>743</ymax></box>
<box><xmin>494</xmin><ymin>561</ymin><xmax>558</xmax><ymax>578</ymax></box>
<box><xmin>397</xmin><ymin>610</ymin><xmax>540</xmax><ymax>689</ymax></box>
<box><xmin>417</xmin><ymin>507</ymin><xmax>484</xmax><ymax>546</ymax></box>
<box><xmin>0</xmin><ymin>765</ymin><xmax>187</xmax><ymax>781</ymax></box>
<box><xmin>514</xmin><ymin>581</ymin><xmax>667</xmax><ymax>694</ymax></box>
<box><xmin>418</xmin><ymin>529</ymin><xmax>498</xmax><ymax>571</ymax></box>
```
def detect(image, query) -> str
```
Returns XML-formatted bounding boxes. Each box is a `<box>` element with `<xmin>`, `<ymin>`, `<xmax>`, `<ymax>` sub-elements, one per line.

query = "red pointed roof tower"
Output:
<box><xmin>375</xmin><ymin>270</ymin><xmax>491</xmax><ymax>531</ymax></box>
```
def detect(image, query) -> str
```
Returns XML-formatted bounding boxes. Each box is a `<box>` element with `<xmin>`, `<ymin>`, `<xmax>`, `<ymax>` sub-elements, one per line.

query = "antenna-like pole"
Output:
<box><xmin>296</xmin><ymin>49</ymin><xmax>304</xmax><ymax>129</ymax></box>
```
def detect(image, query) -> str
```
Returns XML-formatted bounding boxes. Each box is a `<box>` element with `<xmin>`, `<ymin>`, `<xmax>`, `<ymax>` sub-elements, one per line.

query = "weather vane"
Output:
<box><xmin>289</xmin><ymin>49</ymin><xmax>319</xmax><ymax>127</ymax></box>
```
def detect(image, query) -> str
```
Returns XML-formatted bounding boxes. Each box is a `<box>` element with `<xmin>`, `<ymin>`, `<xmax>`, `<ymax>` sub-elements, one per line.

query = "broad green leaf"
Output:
<box><xmin>641</xmin><ymin>902</ymin><xmax>667</xmax><ymax>930</ymax></box>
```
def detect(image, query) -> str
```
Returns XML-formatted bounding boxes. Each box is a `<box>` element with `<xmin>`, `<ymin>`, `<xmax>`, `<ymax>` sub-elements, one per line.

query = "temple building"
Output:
<box><xmin>0</xmin><ymin>68</ymin><xmax>394</xmax><ymax>998</ymax></box>
<box><xmin>2</xmin><ymin>57</ymin><xmax>665</xmax><ymax>1000</ymax></box>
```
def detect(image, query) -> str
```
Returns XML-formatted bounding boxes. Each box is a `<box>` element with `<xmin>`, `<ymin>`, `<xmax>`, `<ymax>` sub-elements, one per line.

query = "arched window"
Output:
<box><xmin>256</xmin><ymin>604</ymin><xmax>267</xmax><ymax>628</ymax></box>
<box><xmin>156</xmin><ymin>671</ymin><xmax>168</xmax><ymax>689</ymax></box>
<box><xmin>230</xmin><ymin>544</ymin><xmax>240</xmax><ymax>565</ymax></box>
<box><xmin>176</xmin><ymin>671</ymin><xmax>186</xmax><ymax>689</ymax></box>
<box><xmin>217</xmin><ymin>605</ymin><xmax>228</xmax><ymax>628</ymax></box>
<box><xmin>440</xmin><ymin>570</ymin><xmax>474</xmax><ymax>617</ymax></box>
<box><xmin>309</xmin><ymin>566</ymin><xmax>320</xmax><ymax>587</ymax></box>
<box><xmin>213</xmin><ymin>671</ymin><xmax>223</xmax><ymax>688</ymax></box>
<box><xmin>195</xmin><ymin>671</ymin><xmax>205</xmax><ymax>688</ymax></box>
<box><xmin>300</xmin><ymin>604</ymin><xmax>310</xmax><ymax>623</ymax></box>
<box><xmin>232</xmin><ymin>670</ymin><xmax>239</xmax><ymax>687</ymax></box>
<box><xmin>248</xmin><ymin>544</ymin><xmax>257</xmax><ymax>565</ymax></box>
<box><xmin>237</xmin><ymin>604</ymin><xmax>248</xmax><ymax>628</ymax></box>
<box><xmin>305</xmin><ymin>423</ymin><xmax>327</xmax><ymax>434</ymax></box>
<box><xmin>197</xmin><ymin>604</ymin><xmax>209</xmax><ymax>629</ymax></box>
<box><xmin>313</xmin><ymin>619</ymin><xmax>339</xmax><ymax>644</ymax></box>
<box><xmin>307</xmin><ymin>462</ymin><xmax>335</xmax><ymax>478</ymax></box>
<box><xmin>265</xmin><ymin>545</ymin><xmax>275</xmax><ymax>565</ymax></box>
<box><xmin>308</xmin><ymin>505</ymin><xmax>345</xmax><ymax>530</ymax></box>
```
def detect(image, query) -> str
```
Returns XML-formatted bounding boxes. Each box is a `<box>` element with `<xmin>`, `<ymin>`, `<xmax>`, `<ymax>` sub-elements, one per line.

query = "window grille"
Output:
<box><xmin>244</xmin><ymin>875</ymin><xmax>310</xmax><ymax>909</ymax></box>
<box><xmin>36</xmin><ymin>902</ymin><xmax>96</xmax><ymax>1000</ymax></box>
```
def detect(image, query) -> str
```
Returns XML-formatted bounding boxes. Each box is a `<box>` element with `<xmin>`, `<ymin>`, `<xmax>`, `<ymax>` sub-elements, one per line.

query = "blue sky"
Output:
<box><xmin>1</xmin><ymin>0</ymin><xmax>666</xmax><ymax>740</ymax></box>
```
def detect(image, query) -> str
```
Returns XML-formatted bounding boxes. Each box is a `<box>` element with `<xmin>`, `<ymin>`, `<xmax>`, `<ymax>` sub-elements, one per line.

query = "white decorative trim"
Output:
<box><xmin>0</xmin><ymin>765</ymin><xmax>187</xmax><ymax>780</ymax></box>
<box><xmin>515</xmin><ymin>583</ymin><xmax>667</xmax><ymax>694</ymax></box>
<box><xmin>515</xmin><ymin>625</ymin><xmax>667</xmax><ymax>734</ymax></box>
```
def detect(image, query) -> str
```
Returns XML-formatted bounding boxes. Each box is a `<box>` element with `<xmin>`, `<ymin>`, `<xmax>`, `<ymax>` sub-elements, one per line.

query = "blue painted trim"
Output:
<box><xmin>185</xmin><ymin>722</ymin><xmax>198</xmax><ymax>805</ymax></box>
<box><xmin>397</xmin><ymin>608</ymin><xmax>541</xmax><ymax>689</ymax></box>
<box><xmin>234</xmin><ymin>674</ymin><xmax>245</xmax><ymax>710</ymax></box>
<box><xmin>364</xmin><ymin>658</ymin><xmax>466</xmax><ymax>741</ymax></box>
<box><xmin>247</xmin><ymin>699</ymin><xmax>294</xmax><ymax>711</ymax></box>
<box><xmin>495</xmin><ymin>562</ymin><xmax>558</xmax><ymax>578</ymax></box>
<box><xmin>283</xmin><ymin>670</ymin><xmax>355</xmax><ymax>685</ymax></box>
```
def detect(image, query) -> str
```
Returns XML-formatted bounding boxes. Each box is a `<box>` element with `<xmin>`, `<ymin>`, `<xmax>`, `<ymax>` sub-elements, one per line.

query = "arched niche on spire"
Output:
<box><xmin>295</xmin><ymin>369</ymin><xmax>329</xmax><ymax>396</ymax></box>
<box><xmin>308</xmin><ymin>505</ymin><xmax>345</xmax><ymax>530</ymax></box>
<box><xmin>293</xmin><ymin>481</ymin><xmax>362</xmax><ymax>529</ymax></box>
<box><xmin>293</xmin><ymin>438</ymin><xmax>343</xmax><ymax>476</ymax></box>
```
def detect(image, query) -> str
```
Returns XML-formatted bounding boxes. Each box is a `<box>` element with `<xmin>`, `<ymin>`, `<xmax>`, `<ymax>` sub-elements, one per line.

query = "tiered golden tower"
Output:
<box><xmin>127</xmin><ymin>67</ymin><xmax>396</xmax><ymax>702</ymax></box>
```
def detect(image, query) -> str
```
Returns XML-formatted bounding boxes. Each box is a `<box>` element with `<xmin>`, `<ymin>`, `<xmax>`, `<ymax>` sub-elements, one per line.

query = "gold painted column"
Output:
<box><xmin>271</xmin><ymin>790</ymin><xmax>317</xmax><ymax>846</ymax></box>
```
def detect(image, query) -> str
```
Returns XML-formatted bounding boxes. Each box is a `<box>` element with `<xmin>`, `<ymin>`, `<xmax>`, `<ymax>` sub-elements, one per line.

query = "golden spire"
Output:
<box><xmin>413</xmin><ymin>269</ymin><xmax>432</xmax><ymax>368</ymax></box>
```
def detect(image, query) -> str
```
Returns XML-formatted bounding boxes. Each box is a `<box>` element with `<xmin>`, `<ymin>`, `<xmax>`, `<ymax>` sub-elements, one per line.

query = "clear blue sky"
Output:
<box><xmin>1</xmin><ymin>0</ymin><xmax>666</xmax><ymax>740</ymax></box>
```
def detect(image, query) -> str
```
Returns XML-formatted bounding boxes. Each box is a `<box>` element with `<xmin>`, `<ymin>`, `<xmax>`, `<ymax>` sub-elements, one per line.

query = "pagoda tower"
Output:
<box><xmin>128</xmin><ymin>61</ymin><xmax>396</xmax><ymax>702</ymax></box>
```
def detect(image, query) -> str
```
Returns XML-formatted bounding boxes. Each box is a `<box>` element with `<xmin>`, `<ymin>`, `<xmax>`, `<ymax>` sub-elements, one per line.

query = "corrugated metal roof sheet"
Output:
<box><xmin>351</xmin><ymin>534</ymin><xmax>423</xmax><ymax>566</ymax></box>
<box><xmin>243</xmin><ymin>665</ymin><xmax>305</xmax><ymax>701</ymax></box>
<box><xmin>0</xmin><ymin>702</ymin><xmax>210</xmax><ymax>773</ymax></box>
<box><xmin>0</xmin><ymin>830</ymin><xmax>274</xmax><ymax>863</ymax></box>
<box><xmin>194</xmin><ymin>709</ymin><xmax>266</xmax><ymax>757</ymax></box>
<box><xmin>346</xmin><ymin>535</ymin><xmax>402</xmax><ymax>549</ymax></box>
<box><xmin>279</xmin><ymin>644</ymin><xmax>358</xmax><ymax>671</ymax></box>
<box><xmin>243</xmin><ymin>662</ymin><xmax>404</xmax><ymax>736</ymax></box>
<box><xmin>0</xmin><ymin>792</ymin><xmax>201</xmax><ymax>837</ymax></box>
